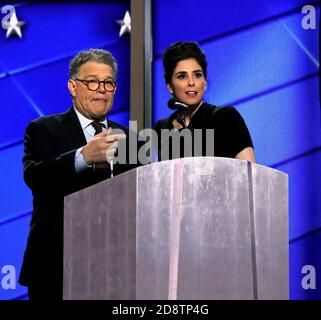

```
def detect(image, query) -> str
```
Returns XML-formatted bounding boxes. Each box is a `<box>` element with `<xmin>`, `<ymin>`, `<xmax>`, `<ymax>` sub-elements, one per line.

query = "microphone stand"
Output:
<box><xmin>176</xmin><ymin>110</ymin><xmax>187</xmax><ymax>129</ymax></box>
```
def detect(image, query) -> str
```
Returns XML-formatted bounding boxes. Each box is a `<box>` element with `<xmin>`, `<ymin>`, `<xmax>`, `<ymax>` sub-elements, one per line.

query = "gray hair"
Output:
<box><xmin>69</xmin><ymin>48</ymin><xmax>118</xmax><ymax>80</ymax></box>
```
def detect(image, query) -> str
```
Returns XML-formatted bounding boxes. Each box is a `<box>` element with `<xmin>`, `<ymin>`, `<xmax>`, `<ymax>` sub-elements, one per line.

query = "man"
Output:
<box><xmin>19</xmin><ymin>49</ymin><xmax>141</xmax><ymax>299</ymax></box>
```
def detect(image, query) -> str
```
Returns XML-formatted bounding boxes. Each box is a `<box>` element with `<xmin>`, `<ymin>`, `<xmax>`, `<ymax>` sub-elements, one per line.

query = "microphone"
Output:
<box><xmin>110</xmin><ymin>160</ymin><xmax>113</xmax><ymax>178</ymax></box>
<box><xmin>168</xmin><ymin>98</ymin><xmax>189</xmax><ymax>128</ymax></box>
<box><xmin>168</xmin><ymin>97</ymin><xmax>189</xmax><ymax>111</ymax></box>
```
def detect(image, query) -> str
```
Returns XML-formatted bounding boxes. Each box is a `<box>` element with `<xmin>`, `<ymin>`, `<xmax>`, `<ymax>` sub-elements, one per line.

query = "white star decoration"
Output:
<box><xmin>5</xmin><ymin>11</ymin><xmax>25</xmax><ymax>38</ymax></box>
<box><xmin>116</xmin><ymin>11</ymin><xmax>131</xmax><ymax>37</ymax></box>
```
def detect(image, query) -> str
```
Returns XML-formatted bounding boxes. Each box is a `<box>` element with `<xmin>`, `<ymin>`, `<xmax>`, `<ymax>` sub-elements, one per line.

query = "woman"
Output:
<box><xmin>154</xmin><ymin>42</ymin><xmax>256</xmax><ymax>162</ymax></box>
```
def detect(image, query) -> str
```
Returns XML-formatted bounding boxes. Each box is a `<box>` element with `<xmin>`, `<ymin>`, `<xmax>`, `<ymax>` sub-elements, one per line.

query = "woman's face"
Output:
<box><xmin>168</xmin><ymin>58</ymin><xmax>206</xmax><ymax>107</ymax></box>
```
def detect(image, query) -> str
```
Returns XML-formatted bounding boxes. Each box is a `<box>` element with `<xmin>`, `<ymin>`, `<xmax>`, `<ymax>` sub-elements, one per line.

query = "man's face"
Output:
<box><xmin>68</xmin><ymin>61</ymin><xmax>116</xmax><ymax>121</ymax></box>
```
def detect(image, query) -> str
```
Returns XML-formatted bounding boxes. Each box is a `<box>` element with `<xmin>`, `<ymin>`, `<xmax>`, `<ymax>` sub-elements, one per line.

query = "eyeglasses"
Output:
<box><xmin>75</xmin><ymin>78</ymin><xmax>116</xmax><ymax>92</ymax></box>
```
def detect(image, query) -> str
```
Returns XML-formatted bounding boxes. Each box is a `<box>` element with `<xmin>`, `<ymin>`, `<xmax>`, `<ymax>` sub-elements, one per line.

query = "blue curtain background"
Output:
<box><xmin>152</xmin><ymin>0</ymin><xmax>320</xmax><ymax>299</ymax></box>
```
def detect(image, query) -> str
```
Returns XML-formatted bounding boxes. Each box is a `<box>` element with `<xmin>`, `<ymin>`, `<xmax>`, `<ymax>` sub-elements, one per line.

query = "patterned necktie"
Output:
<box><xmin>91</xmin><ymin>121</ymin><xmax>108</xmax><ymax>170</ymax></box>
<box><xmin>91</xmin><ymin>120</ymin><xmax>104</xmax><ymax>134</ymax></box>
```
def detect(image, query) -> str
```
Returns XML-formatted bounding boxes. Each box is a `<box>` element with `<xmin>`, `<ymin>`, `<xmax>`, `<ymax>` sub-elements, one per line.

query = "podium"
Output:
<box><xmin>63</xmin><ymin>157</ymin><xmax>288</xmax><ymax>300</ymax></box>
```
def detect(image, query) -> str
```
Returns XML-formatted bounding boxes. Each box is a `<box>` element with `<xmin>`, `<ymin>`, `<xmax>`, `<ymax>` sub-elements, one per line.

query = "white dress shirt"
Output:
<box><xmin>73</xmin><ymin>106</ymin><xmax>108</xmax><ymax>173</ymax></box>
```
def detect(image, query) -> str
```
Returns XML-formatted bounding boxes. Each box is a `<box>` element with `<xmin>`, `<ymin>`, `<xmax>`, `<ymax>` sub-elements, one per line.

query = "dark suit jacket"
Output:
<box><xmin>19</xmin><ymin>107</ymin><xmax>142</xmax><ymax>295</ymax></box>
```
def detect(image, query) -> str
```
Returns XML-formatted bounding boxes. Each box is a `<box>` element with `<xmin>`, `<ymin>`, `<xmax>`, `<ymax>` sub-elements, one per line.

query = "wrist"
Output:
<box><xmin>81</xmin><ymin>146</ymin><xmax>93</xmax><ymax>165</ymax></box>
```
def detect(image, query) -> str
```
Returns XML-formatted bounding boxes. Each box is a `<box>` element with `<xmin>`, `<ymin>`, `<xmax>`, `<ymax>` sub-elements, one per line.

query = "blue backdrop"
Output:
<box><xmin>152</xmin><ymin>0</ymin><xmax>320</xmax><ymax>299</ymax></box>
<box><xmin>0</xmin><ymin>1</ymin><xmax>130</xmax><ymax>300</ymax></box>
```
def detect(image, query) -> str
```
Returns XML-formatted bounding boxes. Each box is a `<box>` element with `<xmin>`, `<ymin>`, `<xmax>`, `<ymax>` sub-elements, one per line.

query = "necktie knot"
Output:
<box><xmin>91</xmin><ymin>121</ymin><xmax>104</xmax><ymax>135</ymax></box>
<box><xmin>90</xmin><ymin>121</ymin><xmax>109</xmax><ymax>172</ymax></box>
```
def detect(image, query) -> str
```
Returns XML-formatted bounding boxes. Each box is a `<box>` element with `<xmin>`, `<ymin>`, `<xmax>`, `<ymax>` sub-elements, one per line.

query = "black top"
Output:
<box><xmin>153</xmin><ymin>102</ymin><xmax>253</xmax><ymax>160</ymax></box>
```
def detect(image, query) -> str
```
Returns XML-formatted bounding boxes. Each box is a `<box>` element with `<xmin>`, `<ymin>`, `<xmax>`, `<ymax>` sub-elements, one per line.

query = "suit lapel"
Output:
<box><xmin>61</xmin><ymin>107</ymin><xmax>87</xmax><ymax>150</ymax></box>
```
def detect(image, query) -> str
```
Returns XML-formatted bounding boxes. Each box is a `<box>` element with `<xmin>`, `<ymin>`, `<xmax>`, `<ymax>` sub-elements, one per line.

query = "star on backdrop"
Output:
<box><xmin>5</xmin><ymin>11</ymin><xmax>25</xmax><ymax>38</ymax></box>
<box><xmin>116</xmin><ymin>10</ymin><xmax>131</xmax><ymax>37</ymax></box>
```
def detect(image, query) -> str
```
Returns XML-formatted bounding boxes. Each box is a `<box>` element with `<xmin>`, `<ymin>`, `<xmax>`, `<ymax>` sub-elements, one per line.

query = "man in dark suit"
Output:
<box><xmin>19</xmin><ymin>48</ymin><xmax>141</xmax><ymax>300</ymax></box>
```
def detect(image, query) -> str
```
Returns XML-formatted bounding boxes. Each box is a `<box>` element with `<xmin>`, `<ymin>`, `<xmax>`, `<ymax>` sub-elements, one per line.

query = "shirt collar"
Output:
<box><xmin>73</xmin><ymin>105</ymin><xmax>108</xmax><ymax>130</ymax></box>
